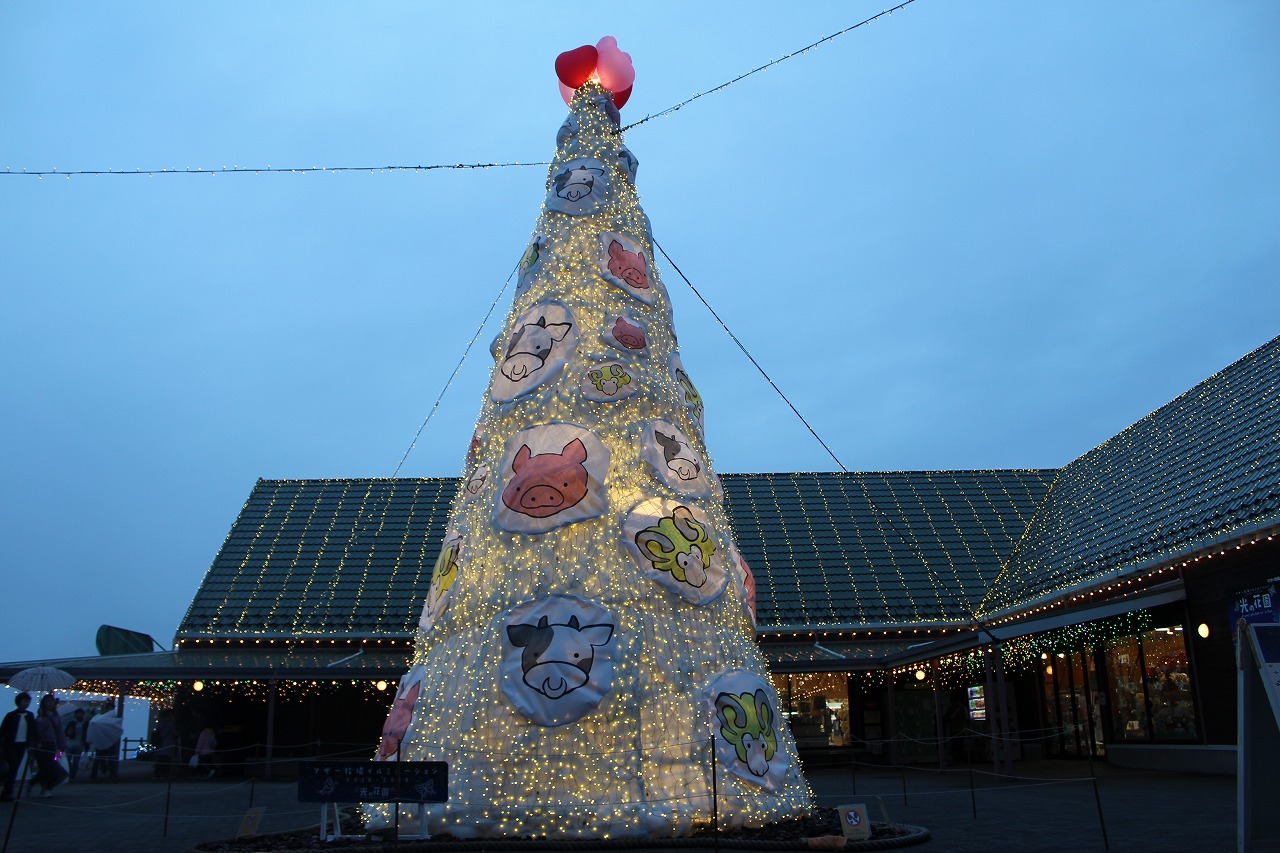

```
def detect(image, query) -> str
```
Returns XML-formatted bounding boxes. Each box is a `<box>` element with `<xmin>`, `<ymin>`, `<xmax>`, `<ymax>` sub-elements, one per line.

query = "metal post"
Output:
<box><xmin>931</xmin><ymin>659</ymin><xmax>946</xmax><ymax>769</ymax></box>
<box><xmin>901</xmin><ymin>769</ymin><xmax>908</xmax><ymax>807</ymax></box>
<box><xmin>1086</xmin><ymin>741</ymin><xmax>1110</xmax><ymax>850</ymax></box>
<box><xmin>968</xmin><ymin>765</ymin><xmax>977</xmax><ymax>818</ymax></box>
<box><xmin>849</xmin><ymin>743</ymin><xmax>858</xmax><ymax>796</ymax></box>
<box><xmin>2</xmin><ymin>799</ymin><xmax>19</xmax><ymax>853</ymax></box>
<box><xmin>249</xmin><ymin>777</ymin><xmax>256</xmax><ymax>810</ymax></box>
<box><xmin>162</xmin><ymin>778</ymin><xmax>173</xmax><ymax>837</ymax></box>
<box><xmin>265</xmin><ymin>680</ymin><xmax>277</xmax><ymax>781</ymax></box>
<box><xmin>710</xmin><ymin>735</ymin><xmax>719</xmax><ymax>834</ymax></box>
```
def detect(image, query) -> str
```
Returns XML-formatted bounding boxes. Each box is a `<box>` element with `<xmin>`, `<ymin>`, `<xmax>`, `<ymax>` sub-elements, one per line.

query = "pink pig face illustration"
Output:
<box><xmin>607</xmin><ymin>240</ymin><xmax>649</xmax><ymax>289</ymax></box>
<box><xmin>611</xmin><ymin>317</ymin><xmax>647</xmax><ymax>350</ymax></box>
<box><xmin>501</xmin><ymin>438</ymin><xmax>590</xmax><ymax>518</ymax></box>
<box><xmin>377</xmin><ymin>681</ymin><xmax>421</xmax><ymax>759</ymax></box>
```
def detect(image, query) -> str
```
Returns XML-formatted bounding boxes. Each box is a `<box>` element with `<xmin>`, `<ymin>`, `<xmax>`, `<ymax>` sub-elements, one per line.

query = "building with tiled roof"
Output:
<box><xmin>3</xmin><ymin>336</ymin><xmax>1277</xmax><ymax>773</ymax></box>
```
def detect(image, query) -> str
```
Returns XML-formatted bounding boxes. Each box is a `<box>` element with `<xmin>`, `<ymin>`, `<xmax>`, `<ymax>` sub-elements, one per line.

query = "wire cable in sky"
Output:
<box><xmin>623</xmin><ymin>0</ymin><xmax>919</xmax><ymax>130</ymax></box>
<box><xmin>5</xmin><ymin>3</ymin><xmax>917</xmax><ymax>178</ymax></box>
<box><xmin>390</xmin><ymin>263</ymin><xmax>516</xmax><ymax>478</ymax></box>
<box><xmin>2</xmin><ymin>162</ymin><xmax>549</xmax><ymax>178</ymax></box>
<box><xmin>651</xmin><ymin>238</ymin><xmax>849</xmax><ymax>473</ymax></box>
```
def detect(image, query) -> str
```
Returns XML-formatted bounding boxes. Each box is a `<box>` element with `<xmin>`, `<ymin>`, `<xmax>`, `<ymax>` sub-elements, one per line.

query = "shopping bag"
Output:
<box><xmin>189</xmin><ymin>754</ymin><xmax>200</xmax><ymax>769</ymax></box>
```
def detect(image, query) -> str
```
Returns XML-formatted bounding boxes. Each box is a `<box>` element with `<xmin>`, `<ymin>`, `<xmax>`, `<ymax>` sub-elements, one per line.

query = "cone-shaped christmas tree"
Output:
<box><xmin>367</xmin><ymin>42</ymin><xmax>811</xmax><ymax>839</ymax></box>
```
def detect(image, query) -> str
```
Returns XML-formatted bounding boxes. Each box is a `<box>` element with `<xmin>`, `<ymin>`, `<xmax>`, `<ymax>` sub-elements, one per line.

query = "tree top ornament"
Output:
<box><xmin>556</xmin><ymin>36</ymin><xmax>635</xmax><ymax>108</ymax></box>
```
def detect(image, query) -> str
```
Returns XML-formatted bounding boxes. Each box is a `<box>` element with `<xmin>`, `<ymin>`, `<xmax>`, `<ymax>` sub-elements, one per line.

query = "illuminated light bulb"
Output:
<box><xmin>193</xmin><ymin>680</ymin><xmax>204</xmax><ymax>692</ymax></box>
<box><xmin>1197</xmin><ymin>623</ymin><xmax>1210</xmax><ymax>639</ymax></box>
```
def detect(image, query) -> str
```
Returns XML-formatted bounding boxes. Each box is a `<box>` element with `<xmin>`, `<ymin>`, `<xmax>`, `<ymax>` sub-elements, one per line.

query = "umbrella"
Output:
<box><xmin>7</xmin><ymin>666</ymin><xmax>76</xmax><ymax>693</ymax></box>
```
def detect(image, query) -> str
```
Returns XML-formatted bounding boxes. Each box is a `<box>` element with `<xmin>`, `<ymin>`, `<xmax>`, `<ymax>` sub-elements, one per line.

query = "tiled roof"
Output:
<box><xmin>723</xmin><ymin>471</ymin><xmax>1053</xmax><ymax>628</ymax></box>
<box><xmin>978</xmin><ymin>336</ymin><xmax>1280</xmax><ymax>617</ymax></box>
<box><xmin>177</xmin><ymin>478</ymin><xmax>456</xmax><ymax>641</ymax></box>
<box><xmin>177</xmin><ymin>470</ymin><xmax>1053</xmax><ymax>641</ymax></box>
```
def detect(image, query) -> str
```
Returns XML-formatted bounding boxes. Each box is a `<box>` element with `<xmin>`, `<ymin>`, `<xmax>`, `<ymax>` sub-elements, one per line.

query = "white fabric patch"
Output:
<box><xmin>580</xmin><ymin>360</ymin><xmax>640</xmax><ymax>403</ymax></box>
<box><xmin>376</xmin><ymin>665</ymin><xmax>425</xmax><ymax>760</ymax></box>
<box><xmin>600</xmin><ymin>313</ymin><xmax>649</xmax><ymax>354</ymax></box>
<box><xmin>514</xmin><ymin>233</ymin><xmax>547</xmax><ymax>300</ymax></box>
<box><xmin>460</xmin><ymin>463</ymin><xmax>490</xmax><ymax>505</ymax></box>
<box><xmin>494</xmin><ymin>423</ymin><xmax>610</xmax><ymax>534</ymax></box>
<box><xmin>419</xmin><ymin>532</ymin><xmax>464</xmax><ymax>631</ymax></box>
<box><xmin>491</xmin><ymin>302</ymin><xmax>577</xmax><ymax>403</ymax></box>
<box><xmin>640</xmin><ymin>420</ymin><xmax>714</xmax><ymax>498</ymax></box>
<box><xmin>502</xmin><ymin>595</ymin><xmax>617</xmax><ymax>726</ymax></box>
<box><xmin>706</xmin><ymin>669</ymin><xmax>789</xmax><ymax>791</ymax></box>
<box><xmin>727</xmin><ymin>545</ymin><xmax>758</xmax><ymax>628</ymax></box>
<box><xmin>669</xmin><ymin>353</ymin><xmax>705</xmax><ymax>436</ymax></box>
<box><xmin>622</xmin><ymin>497</ymin><xmax>727</xmax><ymax>605</ymax></box>
<box><xmin>545</xmin><ymin>158</ymin><xmax>612</xmax><ymax>216</ymax></box>
<box><xmin>616</xmin><ymin>146</ymin><xmax>639</xmax><ymax>184</ymax></box>
<box><xmin>597</xmin><ymin>232</ymin><xmax>658</xmax><ymax>304</ymax></box>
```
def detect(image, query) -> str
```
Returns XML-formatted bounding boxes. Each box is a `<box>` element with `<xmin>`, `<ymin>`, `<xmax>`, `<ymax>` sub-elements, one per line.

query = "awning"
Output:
<box><xmin>880</xmin><ymin>580</ymin><xmax>1187</xmax><ymax>668</ymax></box>
<box><xmin>0</xmin><ymin>648</ymin><xmax>412</xmax><ymax>684</ymax></box>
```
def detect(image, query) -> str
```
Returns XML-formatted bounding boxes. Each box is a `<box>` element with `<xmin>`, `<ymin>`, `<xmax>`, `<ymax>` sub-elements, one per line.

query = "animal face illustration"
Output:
<box><xmin>501</xmin><ymin>316</ymin><xmax>572</xmax><ymax>382</ymax></box>
<box><xmin>520</xmin><ymin>239</ymin><xmax>542</xmax><ymax>276</ymax></box>
<box><xmin>377</xmin><ymin>681</ymin><xmax>421</xmax><ymax>759</ymax></box>
<box><xmin>635</xmin><ymin>505</ymin><xmax>715</xmax><ymax>587</ymax></box>
<box><xmin>674</xmin><ymin>367</ymin><xmax>704</xmax><ymax>423</ymax></box>
<box><xmin>655</xmin><ymin>431</ymin><xmax>700</xmax><ymax>480</ymax></box>
<box><xmin>507</xmin><ymin>614</ymin><xmax>613</xmax><ymax>700</ymax></box>
<box><xmin>501</xmin><ymin>438</ymin><xmax>590</xmax><ymax>518</ymax></box>
<box><xmin>465</xmin><ymin>464</ymin><xmax>489</xmax><ymax>495</ymax></box>
<box><xmin>428</xmin><ymin>541</ymin><xmax>461</xmax><ymax>602</ymax></box>
<box><xmin>607</xmin><ymin>240</ymin><xmax>649</xmax><ymax>289</ymax></box>
<box><xmin>553</xmin><ymin>166</ymin><xmax>604</xmax><ymax>202</ymax></box>
<box><xmin>715</xmin><ymin>689</ymin><xmax>778</xmax><ymax>777</ymax></box>
<box><xmin>611</xmin><ymin>317</ymin><xmax>646</xmax><ymax>350</ymax></box>
<box><xmin>588</xmin><ymin>364</ymin><xmax>632</xmax><ymax>396</ymax></box>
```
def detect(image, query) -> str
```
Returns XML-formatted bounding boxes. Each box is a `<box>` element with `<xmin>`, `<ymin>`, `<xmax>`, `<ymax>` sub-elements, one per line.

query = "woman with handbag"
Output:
<box><xmin>32</xmin><ymin>695</ymin><xmax>67</xmax><ymax>797</ymax></box>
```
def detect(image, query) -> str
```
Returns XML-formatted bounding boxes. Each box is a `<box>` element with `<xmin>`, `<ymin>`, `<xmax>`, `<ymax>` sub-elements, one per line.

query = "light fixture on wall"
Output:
<box><xmin>1197</xmin><ymin>623</ymin><xmax>1210</xmax><ymax>639</ymax></box>
<box><xmin>376</xmin><ymin>680</ymin><xmax>388</xmax><ymax>691</ymax></box>
<box><xmin>193</xmin><ymin>680</ymin><xmax>204</xmax><ymax>692</ymax></box>
<box><xmin>914</xmin><ymin>669</ymin><xmax>926</xmax><ymax>681</ymax></box>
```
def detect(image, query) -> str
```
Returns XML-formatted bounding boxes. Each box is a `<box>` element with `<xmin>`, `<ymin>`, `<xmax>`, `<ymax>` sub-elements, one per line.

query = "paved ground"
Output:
<box><xmin>0</xmin><ymin>757</ymin><xmax>1243</xmax><ymax>853</ymax></box>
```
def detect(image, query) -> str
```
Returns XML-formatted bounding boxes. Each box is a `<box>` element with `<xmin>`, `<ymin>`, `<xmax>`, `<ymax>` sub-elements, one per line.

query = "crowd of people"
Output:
<box><xmin>0</xmin><ymin>692</ymin><xmax>143</xmax><ymax>800</ymax></box>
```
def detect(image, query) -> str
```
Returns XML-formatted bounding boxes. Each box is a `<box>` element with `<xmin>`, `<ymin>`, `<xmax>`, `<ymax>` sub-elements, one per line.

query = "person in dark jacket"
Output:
<box><xmin>32</xmin><ymin>694</ymin><xmax>67</xmax><ymax>796</ymax></box>
<box><xmin>1</xmin><ymin>693</ymin><xmax>37</xmax><ymax>801</ymax></box>
<box><xmin>64</xmin><ymin>708</ymin><xmax>90</xmax><ymax>781</ymax></box>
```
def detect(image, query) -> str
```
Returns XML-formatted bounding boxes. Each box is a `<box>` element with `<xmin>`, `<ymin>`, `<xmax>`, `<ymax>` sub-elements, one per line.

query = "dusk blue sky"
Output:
<box><xmin>3</xmin><ymin>2</ymin><xmax>1278</xmax><ymax>664</ymax></box>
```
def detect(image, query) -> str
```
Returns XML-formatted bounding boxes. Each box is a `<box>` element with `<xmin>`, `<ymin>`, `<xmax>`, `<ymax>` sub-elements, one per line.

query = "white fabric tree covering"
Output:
<box><xmin>365</xmin><ymin>79</ymin><xmax>811</xmax><ymax>839</ymax></box>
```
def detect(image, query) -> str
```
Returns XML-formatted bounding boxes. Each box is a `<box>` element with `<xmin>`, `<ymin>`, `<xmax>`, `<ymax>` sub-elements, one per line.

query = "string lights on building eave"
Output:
<box><xmin>981</xmin><ymin>527</ymin><xmax>1279</xmax><ymax>631</ymax></box>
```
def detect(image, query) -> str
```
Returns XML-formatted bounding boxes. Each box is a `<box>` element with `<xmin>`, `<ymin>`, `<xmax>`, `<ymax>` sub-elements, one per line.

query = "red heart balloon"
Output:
<box><xmin>555</xmin><ymin>45</ymin><xmax>598</xmax><ymax>89</ymax></box>
<box><xmin>611</xmin><ymin>84</ymin><xmax>633</xmax><ymax>109</ymax></box>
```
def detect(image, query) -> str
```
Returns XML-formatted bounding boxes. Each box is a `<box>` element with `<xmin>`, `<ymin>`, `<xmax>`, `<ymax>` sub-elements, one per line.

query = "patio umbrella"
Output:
<box><xmin>7</xmin><ymin>666</ymin><xmax>76</xmax><ymax>694</ymax></box>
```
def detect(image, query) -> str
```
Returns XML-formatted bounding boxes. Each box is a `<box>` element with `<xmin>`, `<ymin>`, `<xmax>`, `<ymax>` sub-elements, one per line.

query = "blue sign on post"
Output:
<box><xmin>297</xmin><ymin>760</ymin><xmax>448</xmax><ymax>804</ymax></box>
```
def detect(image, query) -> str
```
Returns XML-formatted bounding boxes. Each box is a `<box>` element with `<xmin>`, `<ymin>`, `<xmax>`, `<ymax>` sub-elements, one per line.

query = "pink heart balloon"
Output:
<box><xmin>595</xmin><ymin>36</ymin><xmax>635</xmax><ymax>93</ymax></box>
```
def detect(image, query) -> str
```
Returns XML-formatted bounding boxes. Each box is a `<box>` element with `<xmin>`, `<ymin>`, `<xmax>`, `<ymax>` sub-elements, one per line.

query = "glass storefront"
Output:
<box><xmin>770</xmin><ymin>672</ymin><xmax>851</xmax><ymax>748</ymax></box>
<box><xmin>1098</xmin><ymin>622</ymin><xmax>1199</xmax><ymax>747</ymax></box>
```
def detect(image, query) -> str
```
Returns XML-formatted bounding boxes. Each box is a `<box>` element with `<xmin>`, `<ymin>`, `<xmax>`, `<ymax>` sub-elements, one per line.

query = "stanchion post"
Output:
<box><xmin>1086</xmin><ymin>748</ymin><xmax>1110</xmax><ymax>850</ymax></box>
<box><xmin>3</xmin><ymin>799</ymin><xmax>19</xmax><ymax>853</ymax></box>
<box><xmin>162</xmin><ymin>778</ymin><xmax>173</xmax><ymax>837</ymax></box>
<box><xmin>900</xmin><ymin>768</ymin><xmax>908</xmax><ymax>807</ymax></box>
<box><xmin>710</xmin><ymin>735</ymin><xmax>719</xmax><ymax>835</ymax></box>
<box><xmin>849</xmin><ymin>743</ymin><xmax>858</xmax><ymax>796</ymax></box>
<box><xmin>968</xmin><ymin>765</ymin><xmax>977</xmax><ymax>818</ymax></box>
<box><xmin>249</xmin><ymin>777</ymin><xmax>256</xmax><ymax>810</ymax></box>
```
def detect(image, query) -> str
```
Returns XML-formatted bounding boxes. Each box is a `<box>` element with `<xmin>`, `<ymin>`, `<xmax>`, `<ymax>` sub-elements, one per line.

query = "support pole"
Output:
<box><xmin>931</xmin><ymin>659</ymin><xmax>946</xmax><ymax>769</ymax></box>
<box><xmin>3</xmin><ymin>799</ymin><xmax>19</xmax><ymax>853</ymax></box>
<box><xmin>265</xmin><ymin>680</ymin><xmax>277</xmax><ymax>781</ymax></box>
<box><xmin>849</xmin><ymin>743</ymin><xmax>858</xmax><ymax>796</ymax></box>
<box><xmin>1086</xmin><ymin>741</ymin><xmax>1110</xmax><ymax>850</ymax></box>
<box><xmin>162</xmin><ymin>778</ymin><xmax>172</xmax><ymax>837</ymax></box>
<box><xmin>968</xmin><ymin>765</ymin><xmax>977</xmax><ymax>818</ymax></box>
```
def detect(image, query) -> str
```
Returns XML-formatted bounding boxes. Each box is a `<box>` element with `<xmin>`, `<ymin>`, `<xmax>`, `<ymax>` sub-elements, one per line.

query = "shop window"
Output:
<box><xmin>772</xmin><ymin>672</ymin><xmax>850</xmax><ymax>747</ymax></box>
<box><xmin>1141</xmin><ymin>627</ymin><xmax>1197</xmax><ymax>741</ymax></box>
<box><xmin>1104</xmin><ymin>636</ymin><xmax>1147</xmax><ymax>741</ymax></box>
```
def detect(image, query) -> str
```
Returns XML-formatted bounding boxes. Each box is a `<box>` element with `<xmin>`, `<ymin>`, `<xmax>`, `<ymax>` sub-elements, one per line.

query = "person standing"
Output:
<box><xmin>64</xmin><ymin>708</ymin><xmax>90</xmax><ymax>781</ymax></box>
<box><xmin>32</xmin><ymin>695</ymin><xmax>67</xmax><ymax>797</ymax></box>
<box><xmin>87</xmin><ymin>700</ymin><xmax>122</xmax><ymax>781</ymax></box>
<box><xmin>194</xmin><ymin>726</ymin><xmax>217</xmax><ymax>778</ymax></box>
<box><xmin>1</xmin><ymin>693</ymin><xmax>37</xmax><ymax>801</ymax></box>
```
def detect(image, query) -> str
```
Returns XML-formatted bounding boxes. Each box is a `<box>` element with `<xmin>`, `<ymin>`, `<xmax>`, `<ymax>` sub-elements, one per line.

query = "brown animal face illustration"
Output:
<box><xmin>607</xmin><ymin>240</ymin><xmax>649</xmax><ymax>289</ymax></box>
<box><xmin>501</xmin><ymin>438</ymin><xmax>590</xmax><ymax>518</ymax></box>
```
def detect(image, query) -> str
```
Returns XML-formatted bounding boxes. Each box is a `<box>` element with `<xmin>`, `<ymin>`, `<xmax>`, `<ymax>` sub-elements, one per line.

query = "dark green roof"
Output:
<box><xmin>723</xmin><ymin>470</ymin><xmax>1053</xmax><ymax>628</ymax></box>
<box><xmin>979</xmin><ymin>335</ymin><xmax>1280</xmax><ymax>617</ymax></box>
<box><xmin>178</xmin><ymin>470</ymin><xmax>1053</xmax><ymax>641</ymax></box>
